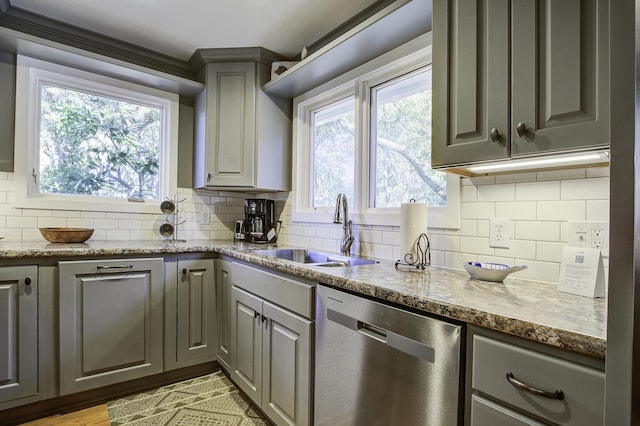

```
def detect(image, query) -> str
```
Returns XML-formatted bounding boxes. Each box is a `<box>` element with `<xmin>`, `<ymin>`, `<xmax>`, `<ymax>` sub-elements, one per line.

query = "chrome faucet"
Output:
<box><xmin>333</xmin><ymin>193</ymin><xmax>354</xmax><ymax>255</ymax></box>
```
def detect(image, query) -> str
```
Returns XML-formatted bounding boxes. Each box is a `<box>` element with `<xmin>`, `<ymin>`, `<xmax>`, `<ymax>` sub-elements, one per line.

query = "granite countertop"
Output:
<box><xmin>0</xmin><ymin>239</ymin><xmax>607</xmax><ymax>359</ymax></box>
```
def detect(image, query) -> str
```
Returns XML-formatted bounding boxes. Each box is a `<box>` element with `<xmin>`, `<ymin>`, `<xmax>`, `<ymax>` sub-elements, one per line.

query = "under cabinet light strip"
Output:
<box><xmin>466</xmin><ymin>151</ymin><xmax>609</xmax><ymax>173</ymax></box>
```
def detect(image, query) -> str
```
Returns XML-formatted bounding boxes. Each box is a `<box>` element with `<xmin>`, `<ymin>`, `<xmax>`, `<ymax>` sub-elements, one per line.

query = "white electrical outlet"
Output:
<box><xmin>490</xmin><ymin>218</ymin><xmax>510</xmax><ymax>249</ymax></box>
<box><xmin>566</xmin><ymin>221</ymin><xmax>609</xmax><ymax>256</ymax></box>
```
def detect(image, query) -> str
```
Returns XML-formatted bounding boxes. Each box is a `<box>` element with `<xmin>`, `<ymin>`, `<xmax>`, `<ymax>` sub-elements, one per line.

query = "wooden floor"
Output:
<box><xmin>20</xmin><ymin>404</ymin><xmax>111</xmax><ymax>425</ymax></box>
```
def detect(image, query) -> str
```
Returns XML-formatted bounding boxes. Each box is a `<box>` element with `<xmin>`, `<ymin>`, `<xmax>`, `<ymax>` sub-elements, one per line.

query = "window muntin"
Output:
<box><xmin>38</xmin><ymin>83</ymin><xmax>162</xmax><ymax>201</ymax></box>
<box><xmin>312</xmin><ymin>96</ymin><xmax>355</xmax><ymax>208</ymax></box>
<box><xmin>370</xmin><ymin>67</ymin><xmax>447</xmax><ymax>208</ymax></box>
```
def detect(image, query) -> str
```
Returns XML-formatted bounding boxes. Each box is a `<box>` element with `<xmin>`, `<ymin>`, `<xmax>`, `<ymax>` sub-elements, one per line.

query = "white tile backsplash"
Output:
<box><xmin>537</xmin><ymin>200</ymin><xmax>586</xmax><ymax>221</ymax></box>
<box><xmin>0</xmin><ymin>166</ymin><xmax>610</xmax><ymax>285</ymax></box>
<box><xmin>561</xmin><ymin>177</ymin><xmax>609</xmax><ymax>200</ymax></box>
<box><xmin>515</xmin><ymin>221</ymin><xmax>560</xmax><ymax>241</ymax></box>
<box><xmin>276</xmin><ymin>166</ymin><xmax>610</xmax><ymax>284</ymax></box>
<box><xmin>0</xmin><ymin>183</ymin><xmax>241</xmax><ymax>243</ymax></box>
<box><xmin>477</xmin><ymin>183</ymin><xmax>516</xmax><ymax>202</ymax></box>
<box><xmin>515</xmin><ymin>181</ymin><xmax>561</xmax><ymax>201</ymax></box>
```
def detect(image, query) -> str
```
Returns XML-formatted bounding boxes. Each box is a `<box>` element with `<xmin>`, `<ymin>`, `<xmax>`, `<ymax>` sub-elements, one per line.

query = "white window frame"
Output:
<box><xmin>14</xmin><ymin>55</ymin><xmax>179</xmax><ymax>214</ymax></box>
<box><xmin>292</xmin><ymin>33</ymin><xmax>460</xmax><ymax>229</ymax></box>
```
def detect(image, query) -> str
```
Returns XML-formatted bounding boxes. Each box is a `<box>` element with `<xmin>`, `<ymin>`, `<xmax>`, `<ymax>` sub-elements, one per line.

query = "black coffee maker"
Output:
<box><xmin>242</xmin><ymin>198</ymin><xmax>277</xmax><ymax>243</ymax></box>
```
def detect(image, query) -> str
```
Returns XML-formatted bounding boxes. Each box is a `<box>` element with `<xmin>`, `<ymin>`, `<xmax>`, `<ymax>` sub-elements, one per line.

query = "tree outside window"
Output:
<box><xmin>39</xmin><ymin>83</ymin><xmax>162</xmax><ymax>201</ymax></box>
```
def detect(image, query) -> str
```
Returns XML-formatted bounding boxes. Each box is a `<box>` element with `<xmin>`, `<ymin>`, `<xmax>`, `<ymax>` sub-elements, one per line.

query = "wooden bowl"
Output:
<box><xmin>39</xmin><ymin>227</ymin><xmax>94</xmax><ymax>243</ymax></box>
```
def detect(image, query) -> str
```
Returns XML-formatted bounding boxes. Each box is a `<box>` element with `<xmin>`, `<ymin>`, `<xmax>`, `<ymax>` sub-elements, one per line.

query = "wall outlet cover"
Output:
<box><xmin>566</xmin><ymin>221</ymin><xmax>609</xmax><ymax>257</ymax></box>
<box><xmin>490</xmin><ymin>218</ymin><xmax>510</xmax><ymax>249</ymax></box>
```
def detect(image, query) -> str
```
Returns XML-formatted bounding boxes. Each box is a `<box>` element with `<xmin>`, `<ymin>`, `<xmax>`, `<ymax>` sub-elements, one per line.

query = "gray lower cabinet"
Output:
<box><xmin>0</xmin><ymin>266</ymin><xmax>38</xmax><ymax>404</ymax></box>
<box><xmin>172</xmin><ymin>258</ymin><xmax>217</xmax><ymax>367</ymax></box>
<box><xmin>58</xmin><ymin>258</ymin><xmax>164</xmax><ymax>395</ymax></box>
<box><xmin>432</xmin><ymin>0</ymin><xmax>609</xmax><ymax>168</ymax></box>
<box><xmin>215</xmin><ymin>259</ymin><xmax>232</xmax><ymax>371</ymax></box>
<box><xmin>232</xmin><ymin>286</ymin><xmax>312</xmax><ymax>426</ymax></box>
<box><xmin>468</xmin><ymin>328</ymin><xmax>605</xmax><ymax>426</ymax></box>
<box><xmin>227</xmin><ymin>260</ymin><xmax>314</xmax><ymax>426</ymax></box>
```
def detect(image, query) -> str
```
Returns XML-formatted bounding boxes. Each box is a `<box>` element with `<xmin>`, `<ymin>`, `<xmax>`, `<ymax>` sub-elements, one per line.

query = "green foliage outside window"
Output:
<box><xmin>313</xmin><ymin>97</ymin><xmax>355</xmax><ymax>208</ymax></box>
<box><xmin>38</xmin><ymin>83</ymin><xmax>161</xmax><ymax>200</ymax></box>
<box><xmin>311</xmin><ymin>68</ymin><xmax>446</xmax><ymax>209</ymax></box>
<box><xmin>374</xmin><ymin>76</ymin><xmax>446</xmax><ymax>207</ymax></box>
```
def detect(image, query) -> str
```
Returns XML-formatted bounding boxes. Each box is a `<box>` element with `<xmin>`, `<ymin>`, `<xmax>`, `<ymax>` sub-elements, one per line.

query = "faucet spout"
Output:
<box><xmin>333</xmin><ymin>193</ymin><xmax>354</xmax><ymax>255</ymax></box>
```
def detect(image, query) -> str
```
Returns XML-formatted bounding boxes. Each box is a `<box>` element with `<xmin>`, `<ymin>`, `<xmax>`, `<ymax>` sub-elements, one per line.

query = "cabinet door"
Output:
<box><xmin>432</xmin><ymin>0</ymin><xmax>510</xmax><ymax>167</ymax></box>
<box><xmin>511</xmin><ymin>0</ymin><xmax>609</xmax><ymax>156</ymax></box>
<box><xmin>204</xmin><ymin>62</ymin><xmax>256</xmax><ymax>187</ymax></box>
<box><xmin>231</xmin><ymin>286</ymin><xmax>263</xmax><ymax>403</ymax></box>
<box><xmin>176</xmin><ymin>259</ymin><xmax>216</xmax><ymax>365</ymax></box>
<box><xmin>262</xmin><ymin>301</ymin><xmax>312</xmax><ymax>426</ymax></box>
<box><xmin>0</xmin><ymin>266</ymin><xmax>37</xmax><ymax>403</ymax></box>
<box><xmin>58</xmin><ymin>258</ymin><xmax>163</xmax><ymax>395</ymax></box>
<box><xmin>216</xmin><ymin>259</ymin><xmax>232</xmax><ymax>371</ymax></box>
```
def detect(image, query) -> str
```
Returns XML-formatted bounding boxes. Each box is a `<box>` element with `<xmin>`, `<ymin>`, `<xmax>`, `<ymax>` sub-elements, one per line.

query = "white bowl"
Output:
<box><xmin>463</xmin><ymin>262</ymin><xmax>527</xmax><ymax>282</ymax></box>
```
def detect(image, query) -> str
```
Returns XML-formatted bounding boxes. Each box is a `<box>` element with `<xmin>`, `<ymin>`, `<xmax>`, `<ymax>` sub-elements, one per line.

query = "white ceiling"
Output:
<box><xmin>9</xmin><ymin>0</ymin><xmax>379</xmax><ymax>61</ymax></box>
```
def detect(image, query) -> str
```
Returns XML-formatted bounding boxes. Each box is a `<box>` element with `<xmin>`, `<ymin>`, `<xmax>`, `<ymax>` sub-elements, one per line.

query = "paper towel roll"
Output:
<box><xmin>400</xmin><ymin>202</ymin><xmax>428</xmax><ymax>261</ymax></box>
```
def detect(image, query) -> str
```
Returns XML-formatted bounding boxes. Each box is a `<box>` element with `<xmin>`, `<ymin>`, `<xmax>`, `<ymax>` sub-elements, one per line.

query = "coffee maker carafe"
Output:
<box><xmin>243</xmin><ymin>198</ymin><xmax>276</xmax><ymax>243</ymax></box>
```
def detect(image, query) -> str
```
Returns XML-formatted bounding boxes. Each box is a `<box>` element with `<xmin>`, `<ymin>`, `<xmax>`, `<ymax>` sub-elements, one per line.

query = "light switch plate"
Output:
<box><xmin>566</xmin><ymin>221</ymin><xmax>609</xmax><ymax>257</ymax></box>
<box><xmin>490</xmin><ymin>218</ymin><xmax>510</xmax><ymax>249</ymax></box>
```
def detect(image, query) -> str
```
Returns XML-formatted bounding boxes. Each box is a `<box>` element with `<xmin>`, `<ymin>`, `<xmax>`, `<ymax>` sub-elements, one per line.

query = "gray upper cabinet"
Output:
<box><xmin>432</xmin><ymin>0</ymin><xmax>609</xmax><ymax>168</ymax></box>
<box><xmin>0</xmin><ymin>51</ymin><xmax>15</xmax><ymax>172</ymax></box>
<box><xmin>0</xmin><ymin>266</ymin><xmax>38</xmax><ymax>404</ymax></box>
<box><xmin>58</xmin><ymin>258</ymin><xmax>164</xmax><ymax>395</ymax></box>
<box><xmin>193</xmin><ymin>49</ymin><xmax>292</xmax><ymax>191</ymax></box>
<box><xmin>432</xmin><ymin>0</ymin><xmax>510</xmax><ymax>166</ymax></box>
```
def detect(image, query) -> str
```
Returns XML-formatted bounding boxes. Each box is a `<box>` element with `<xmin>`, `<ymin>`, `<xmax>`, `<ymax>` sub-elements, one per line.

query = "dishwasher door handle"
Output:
<box><xmin>327</xmin><ymin>308</ymin><xmax>435</xmax><ymax>363</ymax></box>
<box><xmin>357</xmin><ymin>321</ymin><xmax>387</xmax><ymax>343</ymax></box>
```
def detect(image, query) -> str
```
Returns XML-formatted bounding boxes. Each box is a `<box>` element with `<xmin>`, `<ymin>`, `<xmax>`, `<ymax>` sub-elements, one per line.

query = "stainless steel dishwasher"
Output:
<box><xmin>315</xmin><ymin>285</ymin><xmax>463</xmax><ymax>425</ymax></box>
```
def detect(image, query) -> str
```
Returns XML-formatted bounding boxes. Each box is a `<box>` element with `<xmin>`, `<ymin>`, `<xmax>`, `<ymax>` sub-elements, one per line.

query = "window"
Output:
<box><xmin>370</xmin><ymin>68</ymin><xmax>446</xmax><ymax>209</ymax></box>
<box><xmin>14</xmin><ymin>55</ymin><xmax>179</xmax><ymax>213</ymax></box>
<box><xmin>293</xmin><ymin>35</ymin><xmax>460</xmax><ymax>228</ymax></box>
<box><xmin>312</xmin><ymin>96</ymin><xmax>355</xmax><ymax>208</ymax></box>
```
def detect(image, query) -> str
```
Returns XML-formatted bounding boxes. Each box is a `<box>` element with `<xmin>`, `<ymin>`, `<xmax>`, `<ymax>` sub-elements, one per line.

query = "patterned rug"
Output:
<box><xmin>107</xmin><ymin>371</ymin><xmax>269</xmax><ymax>425</ymax></box>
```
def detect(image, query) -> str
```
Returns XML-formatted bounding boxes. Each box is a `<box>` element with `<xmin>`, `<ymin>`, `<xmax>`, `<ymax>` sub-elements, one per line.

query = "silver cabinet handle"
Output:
<box><xmin>25</xmin><ymin>276</ymin><xmax>32</xmax><ymax>286</ymax></box>
<box><xmin>96</xmin><ymin>264</ymin><xmax>133</xmax><ymax>270</ymax></box>
<box><xmin>506</xmin><ymin>372</ymin><xmax>565</xmax><ymax>400</ymax></box>
<box><xmin>516</xmin><ymin>122</ymin><xmax>528</xmax><ymax>138</ymax></box>
<box><xmin>489</xmin><ymin>128</ymin><xmax>501</xmax><ymax>142</ymax></box>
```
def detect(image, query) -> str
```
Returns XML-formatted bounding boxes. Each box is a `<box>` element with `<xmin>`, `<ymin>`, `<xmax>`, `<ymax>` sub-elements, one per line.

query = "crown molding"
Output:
<box><xmin>188</xmin><ymin>47</ymin><xmax>285</xmax><ymax>74</ymax></box>
<box><xmin>0</xmin><ymin>1</ymin><xmax>196</xmax><ymax>80</ymax></box>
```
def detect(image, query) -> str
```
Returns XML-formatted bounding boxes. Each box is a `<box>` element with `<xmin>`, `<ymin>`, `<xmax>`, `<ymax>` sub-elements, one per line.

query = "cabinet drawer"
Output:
<box><xmin>471</xmin><ymin>394</ymin><xmax>544</xmax><ymax>426</ymax></box>
<box><xmin>472</xmin><ymin>335</ymin><xmax>604</xmax><ymax>426</ymax></box>
<box><xmin>228</xmin><ymin>261</ymin><xmax>314</xmax><ymax>319</ymax></box>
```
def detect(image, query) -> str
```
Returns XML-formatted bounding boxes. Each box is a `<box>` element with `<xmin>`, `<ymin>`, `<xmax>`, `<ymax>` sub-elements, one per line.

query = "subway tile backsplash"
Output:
<box><xmin>276</xmin><ymin>166</ymin><xmax>610</xmax><ymax>284</ymax></box>
<box><xmin>0</xmin><ymin>166</ymin><xmax>610</xmax><ymax>285</ymax></box>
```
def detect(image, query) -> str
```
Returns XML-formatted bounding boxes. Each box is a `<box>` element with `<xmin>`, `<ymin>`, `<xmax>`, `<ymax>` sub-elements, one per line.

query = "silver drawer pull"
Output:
<box><xmin>97</xmin><ymin>264</ymin><xmax>133</xmax><ymax>271</ymax></box>
<box><xmin>506</xmin><ymin>372</ymin><xmax>565</xmax><ymax>400</ymax></box>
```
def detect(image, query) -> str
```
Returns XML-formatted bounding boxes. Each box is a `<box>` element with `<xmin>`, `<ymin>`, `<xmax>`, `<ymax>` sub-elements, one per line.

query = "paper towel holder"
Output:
<box><xmin>395</xmin><ymin>232</ymin><xmax>431</xmax><ymax>270</ymax></box>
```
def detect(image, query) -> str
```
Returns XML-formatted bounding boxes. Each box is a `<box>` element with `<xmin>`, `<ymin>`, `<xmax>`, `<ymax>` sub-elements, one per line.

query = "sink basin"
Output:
<box><xmin>253</xmin><ymin>249</ymin><xmax>379</xmax><ymax>267</ymax></box>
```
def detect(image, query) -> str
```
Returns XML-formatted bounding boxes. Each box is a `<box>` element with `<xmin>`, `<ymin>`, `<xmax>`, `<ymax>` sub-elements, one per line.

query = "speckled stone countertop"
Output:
<box><xmin>0</xmin><ymin>240</ymin><xmax>606</xmax><ymax>359</ymax></box>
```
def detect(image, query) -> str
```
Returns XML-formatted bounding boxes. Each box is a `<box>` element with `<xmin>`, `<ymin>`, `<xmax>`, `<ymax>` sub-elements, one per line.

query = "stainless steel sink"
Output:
<box><xmin>253</xmin><ymin>248</ymin><xmax>379</xmax><ymax>267</ymax></box>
